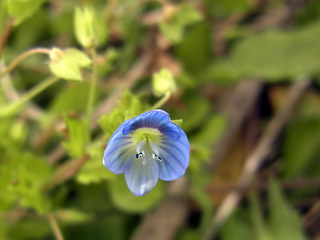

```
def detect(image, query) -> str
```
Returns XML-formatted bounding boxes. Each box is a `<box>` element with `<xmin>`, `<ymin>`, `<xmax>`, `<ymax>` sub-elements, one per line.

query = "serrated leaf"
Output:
<box><xmin>159</xmin><ymin>4</ymin><xmax>202</xmax><ymax>44</ymax></box>
<box><xmin>6</xmin><ymin>0</ymin><xmax>47</xmax><ymax>25</ymax></box>
<box><xmin>0</xmin><ymin>151</ymin><xmax>52</xmax><ymax>213</ymax></box>
<box><xmin>76</xmin><ymin>141</ymin><xmax>115</xmax><ymax>184</ymax></box>
<box><xmin>268</xmin><ymin>181</ymin><xmax>306</xmax><ymax>240</ymax></box>
<box><xmin>109</xmin><ymin>174</ymin><xmax>164</xmax><ymax>213</ymax></box>
<box><xmin>63</xmin><ymin>117</ymin><xmax>90</xmax><ymax>158</ymax></box>
<box><xmin>99</xmin><ymin>91</ymin><xmax>148</xmax><ymax>139</ymax></box>
<box><xmin>207</xmin><ymin>21</ymin><xmax>320</xmax><ymax>82</ymax></box>
<box><xmin>65</xmin><ymin>48</ymin><xmax>92</xmax><ymax>67</ymax></box>
<box><xmin>49</xmin><ymin>48</ymin><xmax>91</xmax><ymax>81</ymax></box>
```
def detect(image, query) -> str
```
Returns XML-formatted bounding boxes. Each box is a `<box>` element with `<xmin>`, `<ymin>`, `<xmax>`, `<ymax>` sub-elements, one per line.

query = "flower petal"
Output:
<box><xmin>125</xmin><ymin>155</ymin><xmax>159</xmax><ymax>196</ymax></box>
<box><xmin>122</xmin><ymin>109</ymin><xmax>180</xmax><ymax>139</ymax></box>
<box><xmin>103</xmin><ymin>120</ymin><xmax>135</xmax><ymax>174</ymax></box>
<box><xmin>157</xmin><ymin>129</ymin><xmax>190</xmax><ymax>181</ymax></box>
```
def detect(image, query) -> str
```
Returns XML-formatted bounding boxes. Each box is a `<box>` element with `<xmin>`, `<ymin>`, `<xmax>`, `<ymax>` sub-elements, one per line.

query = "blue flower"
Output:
<box><xmin>103</xmin><ymin>109</ymin><xmax>190</xmax><ymax>196</ymax></box>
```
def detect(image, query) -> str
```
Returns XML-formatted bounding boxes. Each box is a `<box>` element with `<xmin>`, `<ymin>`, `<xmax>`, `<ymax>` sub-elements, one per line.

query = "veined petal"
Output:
<box><xmin>157</xmin><ymin>130</ymin><xmax>190</xmax><ymax>181</ymax></box>
<box><xmin>103</xmin><ymin>120</ymin><xmax>135</xmax><ymax>174</ymax></box>
<box><xmin>122</xmin><ymin>109</ymin><xmax>180</xmax><ymax>139</ymax></box>
<box><xmin>125</xmin><ymin>155</ymin><xmax>159</xmax><ymax>196</ymax></box>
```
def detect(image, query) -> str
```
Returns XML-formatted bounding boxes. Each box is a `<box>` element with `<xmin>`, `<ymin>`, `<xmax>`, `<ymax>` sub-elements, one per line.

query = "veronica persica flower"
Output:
<box><xmin>103</xmin><ymin>109</ymin><xmax>190</xmax><ymax>196</ymax></box>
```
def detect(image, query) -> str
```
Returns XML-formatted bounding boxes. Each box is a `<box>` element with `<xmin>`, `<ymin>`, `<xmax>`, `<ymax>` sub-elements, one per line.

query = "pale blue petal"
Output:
<box><xmin>103</xmin><ymin>120</ymin><xmax>135</xmax><ymax>174</ymax></box>
<box><xmin>125</xmin><ymin>156</ymin><xmax>159</xmax><ymax>196</ymax></box>
<box><xmin>122</xmin><ymin>109</ymin><xmax>180</xmax><ymax>140</ymax></box>
<box><xmin>157</xmin><ymin>130</ymin><xmax>190</xmax><ymax>181</ymax></box>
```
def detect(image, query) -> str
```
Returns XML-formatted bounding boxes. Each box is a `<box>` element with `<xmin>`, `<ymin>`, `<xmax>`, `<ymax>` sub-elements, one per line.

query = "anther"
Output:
<box><xmin>152</xmin><ymin>153</ymin><xmax>162</xmax><ymax>162</ymax></box>
<box><xmin>136</xmin><ymin>151</ymin><xmax>145</xmax><ymax>159</ymax></box>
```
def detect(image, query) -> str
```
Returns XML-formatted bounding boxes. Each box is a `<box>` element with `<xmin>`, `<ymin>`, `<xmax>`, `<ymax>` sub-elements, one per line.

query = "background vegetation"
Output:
<box><xmin>1</xmin><ymin>0</ymin><xmax>320</xmax><ymax>239</ymax></box>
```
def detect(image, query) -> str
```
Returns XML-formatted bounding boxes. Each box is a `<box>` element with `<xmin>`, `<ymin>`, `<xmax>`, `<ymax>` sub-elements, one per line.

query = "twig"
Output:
<box><xmin>131</xmin><ymin>177</ymin><xmax>189</xmax><ymax>240</ymax></box>
<box><xmin>0</xmin><ymin>61</ymin><xmax>44</xmax><ymax>120</ymax></box>
<box><xmin>209</xmin><ymin>78</ymin><xmax>263</xmax><ymax>170</ymax></box>
<box><xmin>1</xmin><ymin>47</ymin><xmax>50</xmax><ymax>75</ymax></box>
<box><xmin>131</xmin><ymin>79</ymin><xmax>264</xmax><ymax>240</ymax></box>
<box><xmin>0</xmin><ymin>76</ymin><xmax>59</xmax><ymax>118</ymax></box>
<box><xmin>47</xmin><ymin>214</ymin><xmax>64</xmax><ymax>240</ymax></box>
<box><xmin>203</xmin><ymin>79</ymin><xmax>311</xmax><ymax>240</ymax></box>
<box><xmin>0</xmin><ymin>17</ymin><xmax>15</xmax><ymax>57</ymax></box>
<box><xmin>304</xmin><ymin>198</ymin><xmax>320</xmax><ymax>229</ymax></box>
<box><xmin>41</xmin><ymin>155</ymin><xmax>90</xmax><ymax>191</ymax></box>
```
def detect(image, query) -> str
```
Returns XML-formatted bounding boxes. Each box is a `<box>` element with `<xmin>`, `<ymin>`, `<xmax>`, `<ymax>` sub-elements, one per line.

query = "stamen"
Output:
<box><xmin>136</xmin><ymin>151</ymin><xmax>145</xmax><ymax>159</ymax></box>
<box><xmin>149</xmin><ymin>139</ymin><xmax>160</xmax><ymax>156</ymax></box>
<box><xmin>152</xmin><ymin>153</ymin><xmax>162</xmax><ymax>162</ymax></box>
<box><xmin>136</xmin><ymin>140</ymin><xmax>146</xmax><ymax>153</ymax></box>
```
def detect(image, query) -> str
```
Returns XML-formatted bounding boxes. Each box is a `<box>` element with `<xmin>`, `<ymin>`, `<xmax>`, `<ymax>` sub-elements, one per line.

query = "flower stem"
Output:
<box><xmin>47</xmin><ymin>214</ymin><xmax>64</xmax><ymax>240</ymax></box>
<box><xmin>1</xmin><ymin>47</ymin><xmax>50</xmax><ymax>74</ymax></box>
<box><xmin>0</xmin><ymin>76</ymin><xmax>59</xmax><ymax>117</ymax></box>
<box><xmin>0</xmin><ymin>17</ymin><xmax>15</xmax><ymax>57</ymax></box>
<box><xmin>86</xmin><ymin>48</ymin><xmax>97</xmax><ymax>126</ymax></box>
<box><xmin>152</xmin><ymin>92</ymin><xmax>171</xmax><ymax>109</ymax></box>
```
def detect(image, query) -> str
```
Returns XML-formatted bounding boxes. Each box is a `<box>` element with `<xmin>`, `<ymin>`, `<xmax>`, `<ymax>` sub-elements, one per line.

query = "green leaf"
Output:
<box><xmin>268</xmin><ymin>181</ymin><xmax>306</xmax><ymax>240</ymax></box>
<box><xmin>50</xmin><ymin>82</ymin><xmax>101</xmax><ymax>114</ymax></box>
<box><xmin>249</xmin><ymin>193</ymin><xmax>272</xmax><ymax>240</ymax></box>
<box><xmin>54</xmin><ymin>209</ymin><xmax>94</xmax><ymax>225</ymax></box>
<box><xmin>207</xmin><ymin>21</ymin><xmax>320</xmax><ymax>82</ymax></box>
<box><xmin>175</xmin><ymin>22</ymin><xmax>212</xmax><ymax>74</ymax></box>
<box><xmin>109</xmin><ymin>174</ymin><xmax>164</xmax><ymax>213</ymax></box>
<box><xmin>99</xmin><ymin>108</ymin><xmax>126</xmax><ymax>139</ymax></box>
<box><xmin>76</xmin><ymin>141</ymin><xmax>115</xmax><ymax>184</ymax></box>
<box><xmin>204</xmin><ymin>0</ymin><xmax>253</xmax><ymax>18</ymax></box>
<box><xmin>63</xmin><ymin>117</ymin><xmax>90</xmax><ymax>158</ymax></box>
<box><xmin>173</xmin><ymin>97</ymin><xmax>211</xmax><ymax>132</ymax></box>
<box><xmin>0</xmin><ymin>151</ymin><xmax>52</xmax><ymax>213</ymax></box>
<box><xmin>6</xmin><ymin>0</ymin><xmax>47</xmax><ymax>25</ymax></box>
<box><xmin>221</xmin><ymin>209</ymin><xmax>254</xmax><ymax>240</ymax></box>
<box><xmin>282</xmin><ymin>117</ymin><xmax>320</xmax><ymax>178</ymax></box>
<box><xmin>159</xmin><ymin>4</ymin><xmax>202</xmax><ymax>44</ymax></box>
<box><xmin>7</xmin><ymin>218</ymin><xmax>51</xmax><ymax>240</ymax></box>
<box><xmin>49</xmin><ymin>48</ymin><xmax>92</xmax><ymax>81</ymax></box>
<box><xmin>99</xmin><ymin>91</ymin><xmax>148</xmax><ymax>139</ymax></box>
<box><xmin>296</xmin><ymin>0</ymin><xmax>320</xmax><ymax>25</ymax></box>
<box><xmin>74</xmin><ymin>6</ymin><xmax>105</xmax><ymax>48</ymax></box>
<box><xmin>97</xmin><ymin>48</ymin><xmax>119</xmax><ymax>76</ymax></box>
<box><xmin>191</xmin><ymin>114</ymin><xmax>226</xmax><ymax>146</ymax></box>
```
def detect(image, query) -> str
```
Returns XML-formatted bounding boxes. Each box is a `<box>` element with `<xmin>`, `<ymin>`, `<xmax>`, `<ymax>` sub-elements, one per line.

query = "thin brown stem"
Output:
<box><xmin>0</xmin><ymin>17</ymin><xmax>15</xmax><ymax>57</ymax></box>
<box><xmin>1</xmin><ymin>47</ymin><xmax>50</xmax><ymax>74</ymax></box>
<box><xmin>47</xmin><ymin>214</ymin><xmax>64</xmax><ymax>240</ymax></box>
<box><xmin>203</xmin><ymin>79</ymin><xmax>311</xmax><ymax>240</ymax></box>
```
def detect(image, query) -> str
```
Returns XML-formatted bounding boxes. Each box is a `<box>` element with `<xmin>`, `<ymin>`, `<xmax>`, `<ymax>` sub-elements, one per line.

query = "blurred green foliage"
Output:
<box><xmin>1</xmin><ymin>0</ymin><xmax>320</xmax><ymax>239</ymax></box>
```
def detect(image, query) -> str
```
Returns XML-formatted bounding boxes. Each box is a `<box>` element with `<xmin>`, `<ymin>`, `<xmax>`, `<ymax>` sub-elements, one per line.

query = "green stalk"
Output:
<box><xmin>151</xmin><ymin>92</ymin><xmax>171</xmax><ymax>109</ymax></box>
<box><xmin>86</xmin><ymin>48</ymin><xmax>97</xmax><ymax>126</ymax></box>
<box><xmin>47</xmin><ymin>214</ymin><xmax>64</xmax><ymax>240</ymax></box>
<box><xmin>0</xmin><ymin>76</ymin><xmax>59</xmax><ymax>117</ymax></box>
<box><xmin>1</xmin><ymin>48</ymin><xmax>50</xmax><ymax>74</ymax></box>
